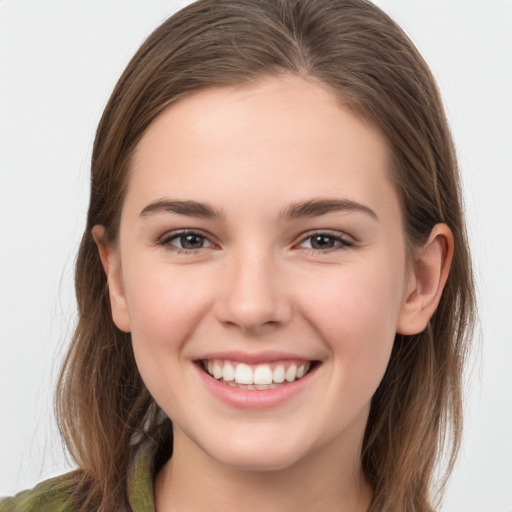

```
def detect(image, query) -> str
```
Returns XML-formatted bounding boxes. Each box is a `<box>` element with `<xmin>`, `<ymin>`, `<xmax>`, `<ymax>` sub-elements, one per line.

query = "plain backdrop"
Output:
<box><xmin>1</xmin><ymin>1</ymin><xmax>511</xmax><ymax>510</ymax></box>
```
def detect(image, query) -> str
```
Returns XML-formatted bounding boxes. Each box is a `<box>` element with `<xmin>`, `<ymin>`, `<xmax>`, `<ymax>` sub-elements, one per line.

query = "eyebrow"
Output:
<box><xmin>140</xmin><ymin>199</ymin><xmax>226</xmax><ymax>220</ymax></box>
<box><xmin>280</xmin><ymin>198</ymin><xmax>378</xmax><ymax>221</ymax></box>
<box><xmin>139</xmin><ymin>198</ymin><xmax>377</xmax><ymax>221</ymax></box>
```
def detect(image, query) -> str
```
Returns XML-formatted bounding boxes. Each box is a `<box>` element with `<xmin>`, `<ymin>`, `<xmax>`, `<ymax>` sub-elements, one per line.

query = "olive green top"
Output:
<box><xmin>0</xmin><ymin>435</ymin><xmax>160</xmax><ymax>512</ymax></box>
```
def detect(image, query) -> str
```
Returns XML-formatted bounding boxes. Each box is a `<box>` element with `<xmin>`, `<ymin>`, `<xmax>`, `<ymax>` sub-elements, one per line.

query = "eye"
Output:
<box><xmin>159</xmin><ymin>230</ymin><xmax>214</xmax><ymax>252</ymax></box>
<box><xmin>298</xmin><ymin>232</ymin><xmax>353</xmax><ymax>252</ymax></box>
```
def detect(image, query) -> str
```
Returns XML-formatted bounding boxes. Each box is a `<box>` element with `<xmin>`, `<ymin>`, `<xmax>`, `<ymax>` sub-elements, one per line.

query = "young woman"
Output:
<box><xmin>1</xmin><ymin>0</ymin><xmax>475</xmax><ymax>510</ymax></box>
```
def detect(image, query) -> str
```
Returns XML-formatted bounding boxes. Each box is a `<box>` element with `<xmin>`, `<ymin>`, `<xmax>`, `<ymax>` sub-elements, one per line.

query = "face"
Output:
<box><xmin>102</xmin><ymin>76</ymin><xmax>420</xmax><ymax>472</ymax></box>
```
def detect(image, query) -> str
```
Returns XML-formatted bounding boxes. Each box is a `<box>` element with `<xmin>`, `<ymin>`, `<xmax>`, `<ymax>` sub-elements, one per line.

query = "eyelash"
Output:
<box><xmin>298</xmin><ymin>231</ymin><xmax>353</xmax><ymax>253</ymax></box>
<box><xmin>158</xmin><ymin>230</ymin><xmax>215</xmax><ymax>254</ymax></box>
<box><xmin>157</xmin><ymin>230</ymin><xmax>353</xmax><ymax>255</ymax></box>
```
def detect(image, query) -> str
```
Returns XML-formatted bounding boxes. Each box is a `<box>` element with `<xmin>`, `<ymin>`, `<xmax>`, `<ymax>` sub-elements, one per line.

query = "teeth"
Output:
<box><xmin>273</xmin><ymin>365</ymin><xmax>285</xmax><ymax>383</ymax></box>
<box><xmin>234</xmin><ymin>363</ymin><xmax>253</xmax><ymax>384</ymax></box>
<box><xmin>222</xmin><ymin>363</ymin><xmax>235</xmax><ymax>381</ymax></box>
<box><xmin>204</xmin><ymin>359</ymin><xmax>312</xmax><ymax>387</ymax></box>
<box><xmin>253</xmin><ymin>365</ymin><xmax>273</xmax><ymax>385</ymax></box>
<box><xmin>285</xmin><ymin>363</ymin><xmax>297</xmax><ymax>382</ymax></box>
<box><xmin>297</xmin><ymin>364</ymin><xmax>306</xmax><ymax>378</ymax></box>
<box><xmin>212</xmin><ymin>361</ymin><xmax>223</xmax><ymax>380</ymax></box>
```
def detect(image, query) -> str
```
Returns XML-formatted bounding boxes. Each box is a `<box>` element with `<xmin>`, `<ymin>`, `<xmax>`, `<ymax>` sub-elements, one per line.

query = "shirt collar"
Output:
<box><xmin>126</xmin><ymin>426</ymin><xmax>172</xmax><ymax>512</ymax></box>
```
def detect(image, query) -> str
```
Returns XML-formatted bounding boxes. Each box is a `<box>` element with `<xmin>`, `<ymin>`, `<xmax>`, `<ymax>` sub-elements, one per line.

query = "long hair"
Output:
<box><xmin>55</xmin><ymin>1</ymin><xmax>476</xmax><ymax>510</ymax></box>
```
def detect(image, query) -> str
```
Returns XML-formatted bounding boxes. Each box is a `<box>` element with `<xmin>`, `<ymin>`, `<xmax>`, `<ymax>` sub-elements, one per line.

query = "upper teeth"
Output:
<box><xmin>205</xmin><ymin>360</ymin><xmax>311</xmax><ymax>385</ymax></box>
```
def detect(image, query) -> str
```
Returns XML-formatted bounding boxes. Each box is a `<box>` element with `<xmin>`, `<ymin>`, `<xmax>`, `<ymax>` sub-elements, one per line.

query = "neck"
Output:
<box><xmin>155</xmin><ymin>425</ymin><xmax>372</xmax><ymax>512</ymax></box>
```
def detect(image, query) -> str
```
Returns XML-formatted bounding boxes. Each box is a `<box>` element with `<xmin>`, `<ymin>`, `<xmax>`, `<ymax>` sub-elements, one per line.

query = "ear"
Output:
<box><xmin>397</xmin><ymin>223</ymin><xmax>454</xmax><ymax>335</ymax></box>
<box><xmin>92</xmin><ymin>225</ymin><xmax>131</xmax><ymax>333</ymax></box>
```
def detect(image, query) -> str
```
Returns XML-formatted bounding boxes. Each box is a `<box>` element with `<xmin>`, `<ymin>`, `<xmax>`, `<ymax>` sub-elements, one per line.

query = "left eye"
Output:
<box><xmin>299</xmin><ymin>233</ymin><xmax>351</xmax><ymax>251</ymax></box>
<box><xmin>162</xmin><ymin>232</ymin><xmax>213</xmax><ymax>251</ymax></box>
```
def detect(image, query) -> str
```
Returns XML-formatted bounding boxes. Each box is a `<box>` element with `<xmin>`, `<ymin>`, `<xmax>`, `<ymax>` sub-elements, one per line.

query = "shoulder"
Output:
<box><xmin>0</xmin><ymin>473</ymin><xmax>76</xmax><ymax>512</ymax></box>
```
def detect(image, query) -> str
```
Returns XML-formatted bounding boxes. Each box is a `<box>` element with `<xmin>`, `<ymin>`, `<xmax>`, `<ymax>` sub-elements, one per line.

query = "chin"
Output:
<box><xmin>214</xmin><ymin>449</ymin><xmax>305</xmax><ymax>473</ymax></box>
<box><xmin>197</xmin><ymin>431</ymin><xmax>313</xmax><ymax>472</ymax></box>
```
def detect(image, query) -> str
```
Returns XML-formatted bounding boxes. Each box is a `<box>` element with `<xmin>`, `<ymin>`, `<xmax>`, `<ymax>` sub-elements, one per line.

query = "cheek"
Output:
<box><xmin>124</xmin><ymin>262</ymin><xmax>214</xmax><ymax>353</ymax></box>
<box><xmin>124</xmin><ymin>264</ymin><xmax>217</xmax><ymax>413</ymax></box>
<box><xmin>298</xmin><ymin>261</ymin><xmax>404</xmax><ymax>382</ymax></box>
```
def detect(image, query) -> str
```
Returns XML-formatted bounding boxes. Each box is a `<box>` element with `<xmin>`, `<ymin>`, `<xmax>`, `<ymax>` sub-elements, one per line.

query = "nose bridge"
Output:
<box><xmin>216</xmin><ymin>245</ymin><xmax>291</xmax><ymax>332</ymax></box>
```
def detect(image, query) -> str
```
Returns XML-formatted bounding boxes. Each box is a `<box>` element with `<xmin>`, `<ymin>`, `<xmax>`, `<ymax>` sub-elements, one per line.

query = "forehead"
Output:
<box><xmin>126</xmin><ymin>76</ymin><xmax>398</xmax><ymax>223</ymax></box>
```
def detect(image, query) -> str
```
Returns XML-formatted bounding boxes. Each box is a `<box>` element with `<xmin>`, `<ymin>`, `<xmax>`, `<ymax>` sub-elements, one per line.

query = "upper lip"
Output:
<box><xmin>195</xmin><ymin>350</ymin><xmax>318</xmax><ymax>365</ymax></box>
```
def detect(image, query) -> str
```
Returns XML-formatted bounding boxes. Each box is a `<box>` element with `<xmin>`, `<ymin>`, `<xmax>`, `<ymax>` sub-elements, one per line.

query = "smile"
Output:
<box><xmin>201</xmin><ymin>359</ymin><xmax>314</xmax><ymax>390</ymax></box>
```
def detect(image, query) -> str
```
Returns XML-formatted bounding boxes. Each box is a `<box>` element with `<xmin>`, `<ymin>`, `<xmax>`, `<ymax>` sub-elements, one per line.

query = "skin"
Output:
<box><xmin>94</xmin><ymin>76</ymin><xmax>453</xmax><ymax>511</ymax></box>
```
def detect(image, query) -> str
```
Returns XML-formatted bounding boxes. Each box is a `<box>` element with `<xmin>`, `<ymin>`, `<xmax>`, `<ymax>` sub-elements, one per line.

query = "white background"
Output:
<box><xmin>1</xmin><ymin>1</ymin><xmax>511</xmax><ymax>510</ymax></box>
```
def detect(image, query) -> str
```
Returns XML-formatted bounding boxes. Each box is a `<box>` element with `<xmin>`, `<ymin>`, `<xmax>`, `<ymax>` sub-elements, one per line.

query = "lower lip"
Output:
<box><xmin>195</xmin><ymin>363</ymin><xmax>318</xmax><ymax>409</ymax></box>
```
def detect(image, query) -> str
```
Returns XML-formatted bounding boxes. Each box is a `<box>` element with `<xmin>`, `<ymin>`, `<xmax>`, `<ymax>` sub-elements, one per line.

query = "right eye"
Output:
<box><xmin>159</xmin><ymin>230</ymin><xmax>214</xmax><ymax>253</ymax></box>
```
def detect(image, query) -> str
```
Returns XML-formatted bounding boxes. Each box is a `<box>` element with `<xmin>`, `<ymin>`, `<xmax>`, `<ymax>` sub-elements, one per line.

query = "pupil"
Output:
<box><xmin>181</xmin><ymin>234</ymin><xmax>203</xmax><ymax>249</ymax></box>
<box><xmin>311</xmin><ymin>235</ymin><xmax>333</xmax><ymax>249</ymax></box>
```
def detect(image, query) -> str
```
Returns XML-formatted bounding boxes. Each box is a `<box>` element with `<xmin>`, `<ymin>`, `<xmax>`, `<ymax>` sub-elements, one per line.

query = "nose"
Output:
<box><xmin>214</xmin><ymin>251</ymin><xmax>292</xmax><ymax>334</ymax></box>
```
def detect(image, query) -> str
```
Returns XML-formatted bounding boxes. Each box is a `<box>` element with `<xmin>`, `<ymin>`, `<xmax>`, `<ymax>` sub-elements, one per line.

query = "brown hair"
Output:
<box><xmin>56</xmin><ymin>0</ymin><xmax>475</xmax><ymax>510</ymax></box>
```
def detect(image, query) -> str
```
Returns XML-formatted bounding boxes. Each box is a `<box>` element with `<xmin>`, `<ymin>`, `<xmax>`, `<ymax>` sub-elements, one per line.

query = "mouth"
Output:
<box><xmin>198</xmin><ymin>359</ymin><xmax>319</xmax><ymax>390</ymax></box>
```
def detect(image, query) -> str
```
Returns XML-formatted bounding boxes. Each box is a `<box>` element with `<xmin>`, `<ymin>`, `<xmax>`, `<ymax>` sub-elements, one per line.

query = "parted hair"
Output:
<box><xmin>56</xmin><ymin>0</ymin><xmax>476</xmax><ymax>510</ymax></box>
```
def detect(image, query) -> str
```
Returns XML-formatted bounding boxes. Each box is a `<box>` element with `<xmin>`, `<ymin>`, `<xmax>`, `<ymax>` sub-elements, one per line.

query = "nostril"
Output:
<box><xmin>213</xmin><ymin>271</ymin><xmax>293</xmax><ymax>331</ymax></box>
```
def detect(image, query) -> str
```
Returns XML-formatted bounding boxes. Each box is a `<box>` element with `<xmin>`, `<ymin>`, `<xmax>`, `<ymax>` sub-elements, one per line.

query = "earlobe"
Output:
<box><xmin>397</xmin><ymin>223</ymin><xmax>454</xmax><ymax>335</ymax></box>
<box><xmin>92</xmin><ymin>225</ymin><xmax>131</xmax><ymax>333</ymax></box>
